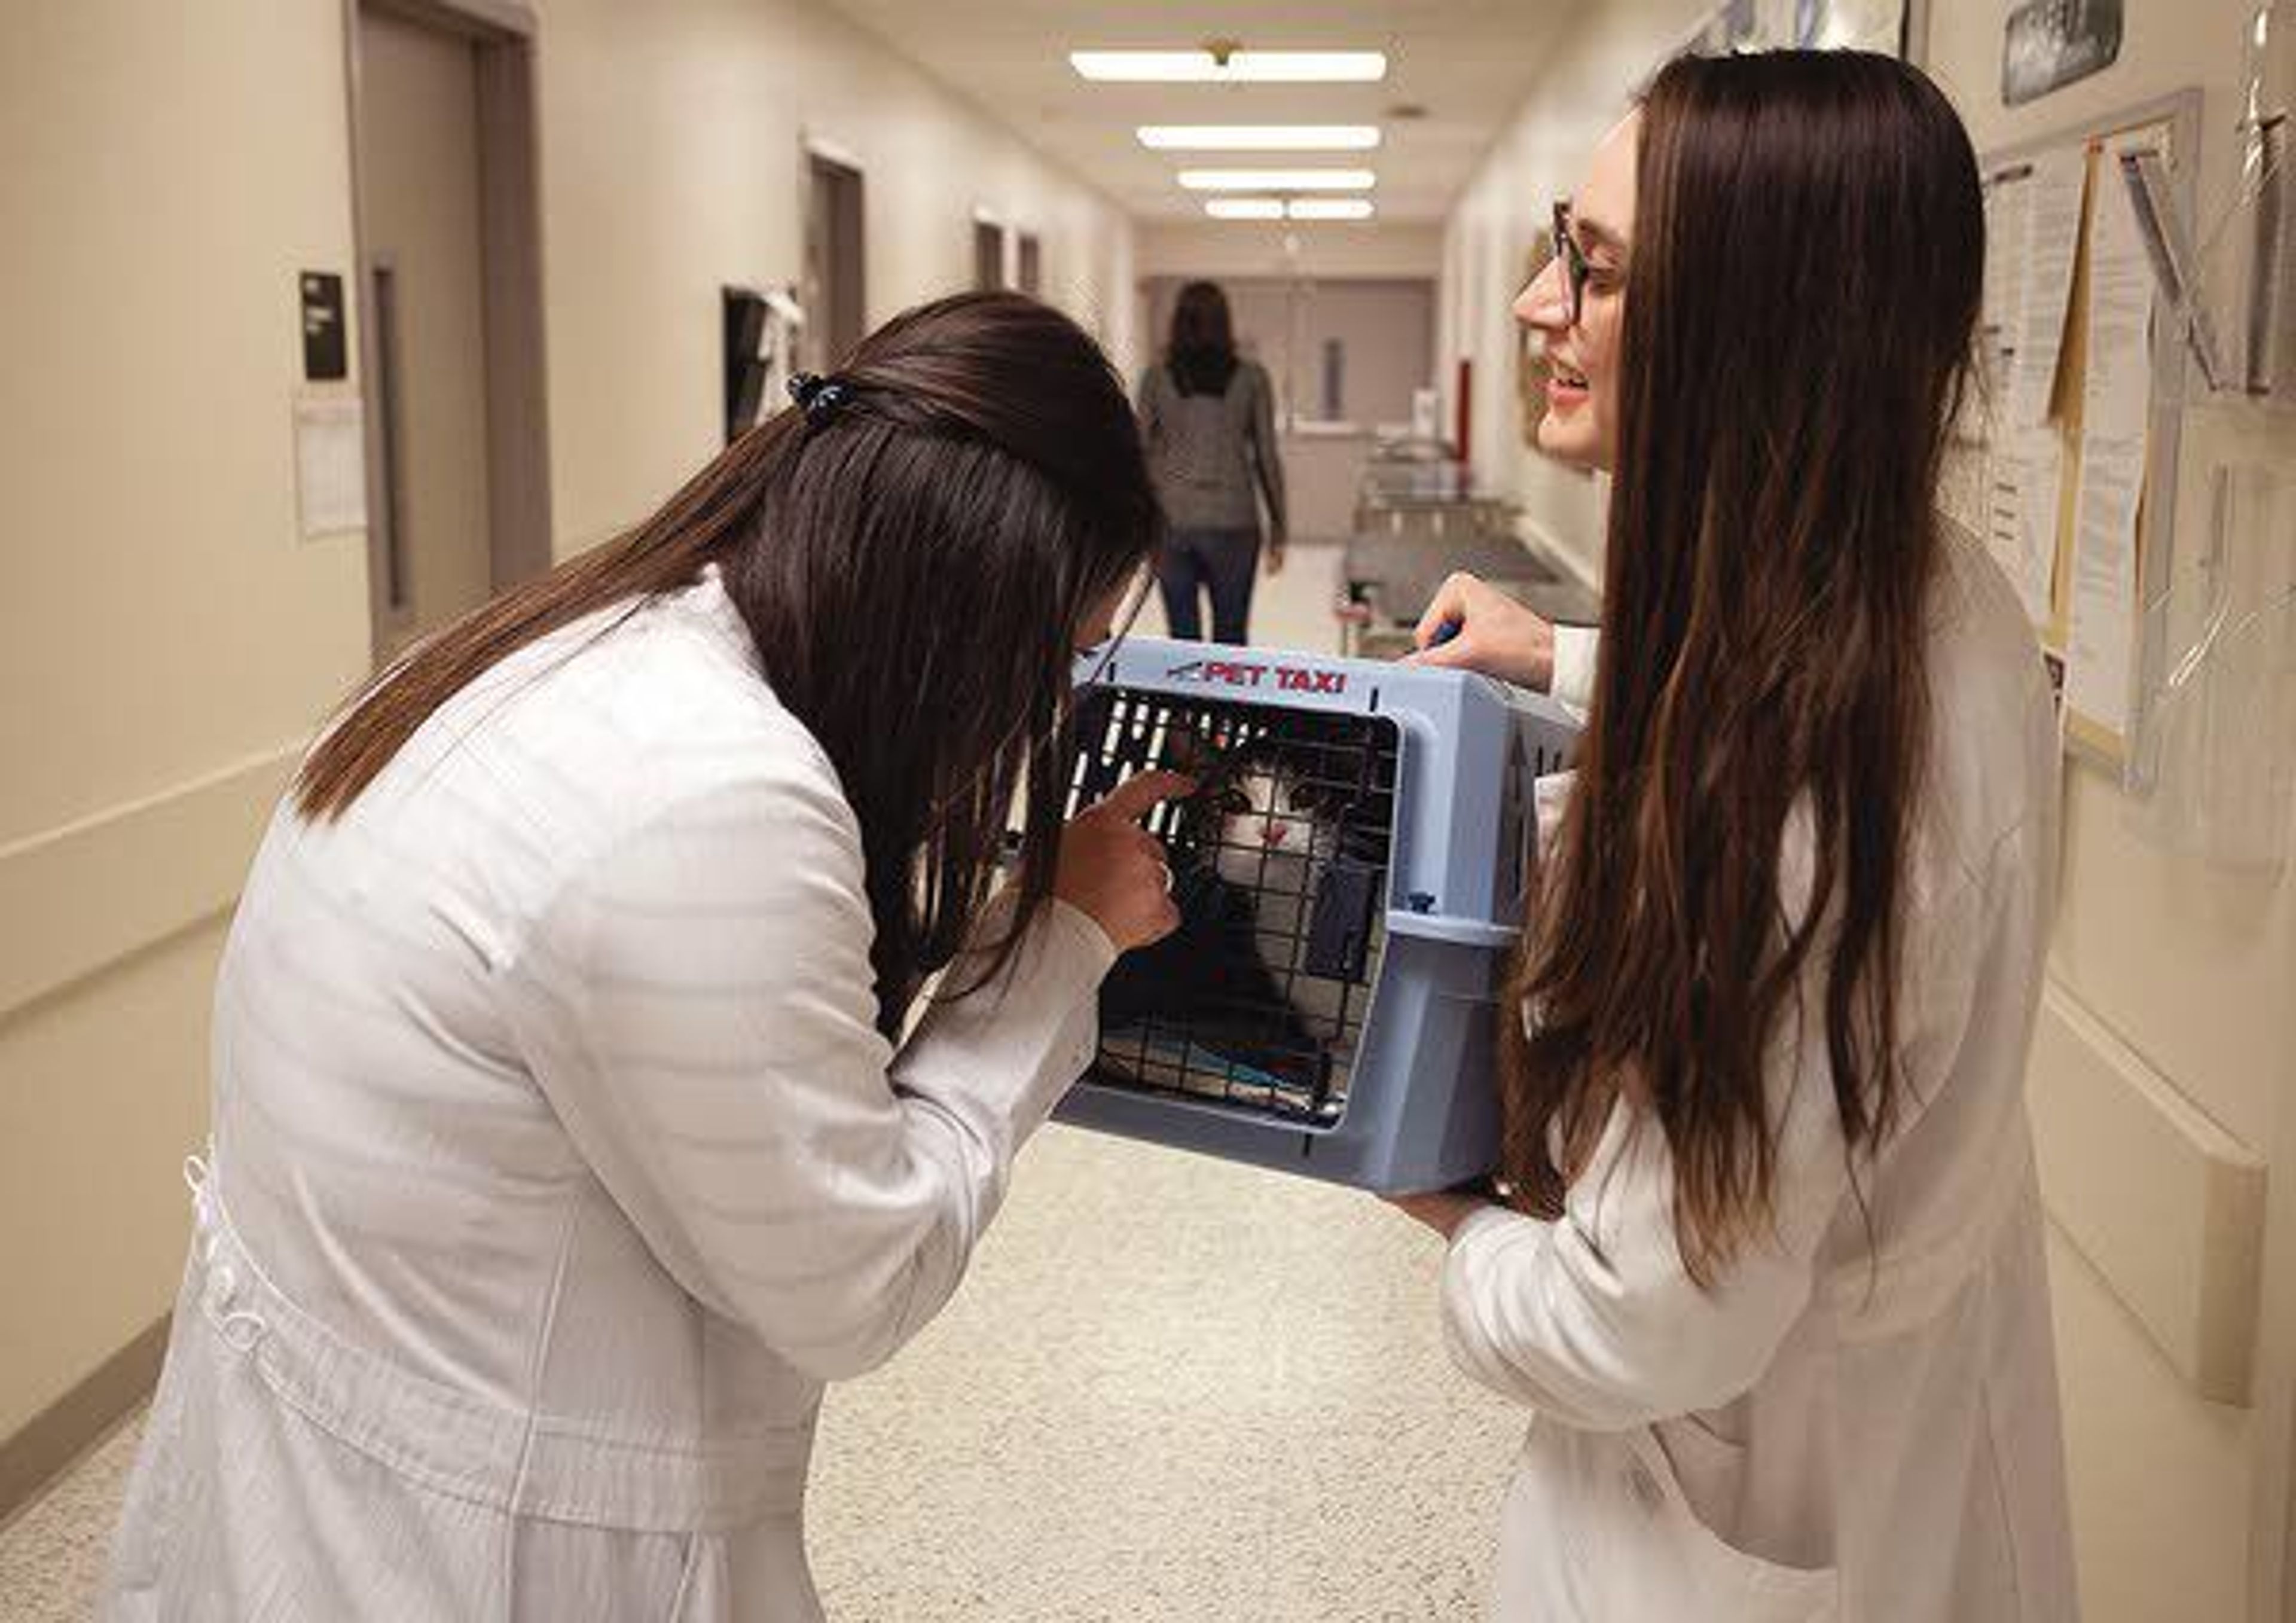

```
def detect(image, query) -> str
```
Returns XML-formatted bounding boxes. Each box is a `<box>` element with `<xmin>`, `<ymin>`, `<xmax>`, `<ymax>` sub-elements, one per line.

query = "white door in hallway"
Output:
<box><xmin>1147</xmin><ymin>276</ymin><xmax>1435</xmax><ymax>542</ymax></box>
<box><xmin>358</xmin><ymin>5</ymin><xmax>494</xmax><ymax>658</ymax></box>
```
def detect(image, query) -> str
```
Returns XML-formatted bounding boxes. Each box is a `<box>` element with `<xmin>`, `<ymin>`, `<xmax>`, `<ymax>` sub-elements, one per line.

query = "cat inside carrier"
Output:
<box><xmin>1056</xmin><ymin>637</ymin><xmax>1580</xmax><ymax>1194</ymax></box>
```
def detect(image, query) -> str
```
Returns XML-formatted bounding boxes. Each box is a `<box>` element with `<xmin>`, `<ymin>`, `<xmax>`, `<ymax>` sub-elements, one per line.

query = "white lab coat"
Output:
<box><xmin>1447</xmin><ymin>541</ymin><xmax>2079</xmax><ymax>1622</ymax></box>
<box><xmin>102</xmin><ymin>568</ymin><xmax>1112</xmax><ymax>1620</ymax></box>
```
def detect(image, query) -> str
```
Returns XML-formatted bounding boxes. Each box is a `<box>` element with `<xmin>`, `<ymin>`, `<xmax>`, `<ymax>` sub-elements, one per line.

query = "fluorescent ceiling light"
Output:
<box><xmin>1285</xmin><ymin>198</ymin><xmax>1376</xmax><ymax>221</ymax></box>
<box><xmin>1178</xmin><ymin>168</ymin><xmax>1376</xmax><ymax>192</ymax></box>
<box><xmin>1204</xmin><ymin>198</ymin><xmax>1378</xmax><ymax>222</ymax></box>
<box><xmin>1139</xmin><ymin>124</ymin><xmax>1381</xmax><ymax>151</ymax></box>
<box><xmin>1205</xmin><ymin>199</ymin><xmax>1286</xmax><ymax>220</ymax></box>
<box><xmin>1070</xmin><ymin>50</ymin><xmax>1387</xmax><ymax>83</ymax></box>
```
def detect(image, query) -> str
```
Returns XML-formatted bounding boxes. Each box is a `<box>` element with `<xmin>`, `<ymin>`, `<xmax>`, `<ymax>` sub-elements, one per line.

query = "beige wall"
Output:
<box><xmin>1435</xmin><ymin>0</ymin><xmax>1716</xmax><ymax>581</ymax></box>
<box><xmin>1137</xmin><ymin>222</ymin><xmax>1444</xmax><ymax>283</ymax></box>
<box><xmin>539</xmin><ymin>0</ymin><xmax>1138</xmax><ymax>555</ymax></box>
<box><xmin>1926</xmin><ymin>5</ymin><xmax>2296</xmax><ymax>1618</ymax></box>
<box><xmin>0</xmin><ymin>0</ymin><xmax>369</xmax><ymax>1446</ymax></box>
<box><xmin>0</xmin><ymin>0</ymin><xmax>1132</xmax><ymax>1463</ymax></box>
<box><xmin>1437</xmin><ymin>4</ymin><xmax>2296</xmax><ymax>1619</ymax></box>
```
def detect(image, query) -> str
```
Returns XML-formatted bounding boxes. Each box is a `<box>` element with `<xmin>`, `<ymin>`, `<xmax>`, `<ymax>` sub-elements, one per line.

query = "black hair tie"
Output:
<box><xmin>787</xmin><ymin>371</ymin><xmax>852</xmax><ymax>428</ymax></box>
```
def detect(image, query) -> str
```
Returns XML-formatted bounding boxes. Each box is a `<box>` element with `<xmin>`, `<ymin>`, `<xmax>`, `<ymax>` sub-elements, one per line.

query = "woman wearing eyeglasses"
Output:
<box><xmin>1397</xmin><ymin>53</ymin><xmax>2078</xmax><ymax>1622</ymax></box>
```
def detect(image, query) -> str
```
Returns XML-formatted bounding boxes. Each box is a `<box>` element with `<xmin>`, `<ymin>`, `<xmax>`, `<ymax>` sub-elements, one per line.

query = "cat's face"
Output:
<box><xmin>1208</xmin><ymin>763</ymin><xmax>1351</xmax><ymax>890</ymax></box>
<box><xmin>1157</xmin><ymin>722</ymin><xmax>1371</xmax><ymax>892</ymax></box>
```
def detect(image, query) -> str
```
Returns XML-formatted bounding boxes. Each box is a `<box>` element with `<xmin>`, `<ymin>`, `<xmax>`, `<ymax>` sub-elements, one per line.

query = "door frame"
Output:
<box><xmin>970</xmin><ymin>204</ymin><xmax>1010</xmax><ymax>292</ymax></box>
<box><xmin>800</xmin><ymin>136</ymin><xmax>868</xmax><ymax>373</ymax></box>
<box><xmin>342</xmin><ymin>0</ymin><xmax>552</xmax><ymax>661</ymax></box>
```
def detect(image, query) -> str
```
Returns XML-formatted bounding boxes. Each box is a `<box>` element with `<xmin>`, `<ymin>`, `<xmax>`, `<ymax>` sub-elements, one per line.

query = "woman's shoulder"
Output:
<box><xmin>460</xmin><ymin>575</ymin><xmax>853</xmax><ymax>858</ymax></box>
<box><xmin>1914</xmin><ymin>535</ymin><xmax>2059</xmax><ymax>896</ymax></box>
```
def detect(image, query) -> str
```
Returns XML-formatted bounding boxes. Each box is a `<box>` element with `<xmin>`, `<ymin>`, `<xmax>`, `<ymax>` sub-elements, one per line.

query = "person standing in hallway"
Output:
<box><xmin>1394</xmin><ymin>53</ymin><xmax>2078</xmax><ymax>1622</ymax></box>
<box><xmin>102</xmin><ymin>293</ymin><xmax>1189</xmax><ymax>1622</ymax></box>
<box><xmin>1137</xmin><ymin>280</ymin><xmax>1289</xmax><ymax>645</ymax></box>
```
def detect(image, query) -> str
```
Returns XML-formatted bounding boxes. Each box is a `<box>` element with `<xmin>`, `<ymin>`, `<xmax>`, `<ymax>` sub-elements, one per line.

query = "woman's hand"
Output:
<box><xmin>1404</xmin><ymin>572</ymin><xmax>1557</xmax><ymax>691</ymax></box>
<box><xmin>1055</xmin><ymin>770</ymin><xmax>1194</xmax><ymax>954</ymax></box>
<box><xmin>1265</xmin><ymin>529</ymin><xmax>1288</xmax><ymax>578</ymax></box>
<box><xmin>1383</xmin><ymin>1188</ymin><xmax>1495</xmax><ymax>1241</ymax></box>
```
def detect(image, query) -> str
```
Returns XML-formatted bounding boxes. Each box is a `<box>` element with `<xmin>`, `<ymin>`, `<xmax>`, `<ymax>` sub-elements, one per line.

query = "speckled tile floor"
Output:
<box><xmin>0</xmin><ymin>1131</ymin><xmax>1526</xmax><ymax>1622</ymax></box>
<box><xmin>0</xmin><ymin>537</ymin><xmax>1562</xmax><ymax>1621</ymax></box>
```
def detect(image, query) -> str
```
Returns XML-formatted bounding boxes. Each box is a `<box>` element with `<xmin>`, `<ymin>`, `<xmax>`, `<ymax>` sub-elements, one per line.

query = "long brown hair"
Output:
<box><xmin>1166</xmin><ymin>280</ymin><xmax>1239</xmax><ymax>396</ymax></box>
<box><xmin>1502</xmin><ymin>52</ymin><xmax>1984</xmax><ymax>1282</ymax></box>
<box><xmin>298</xmin><ymin>292</ymin><xmax>1161</xmax><ymax>1037</ymax></box>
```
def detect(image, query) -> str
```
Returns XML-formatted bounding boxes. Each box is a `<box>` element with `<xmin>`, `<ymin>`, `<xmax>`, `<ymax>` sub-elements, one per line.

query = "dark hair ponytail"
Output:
<box><xmin>298</xmin><ymin>292</ymin><xmax>1161</xmax><ymax>1035</ymax></box>
<box><xmin>1165</xmin><ymin>280</ymin><xmax>1239</xmax><ymax>396</ymax></box>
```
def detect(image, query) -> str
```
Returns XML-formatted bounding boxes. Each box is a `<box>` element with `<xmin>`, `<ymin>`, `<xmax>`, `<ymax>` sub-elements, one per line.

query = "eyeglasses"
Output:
<box><xmin>1550</xmin><ymin>200</ymin><xmax>1590</xmax><ymax>328</ymax></box>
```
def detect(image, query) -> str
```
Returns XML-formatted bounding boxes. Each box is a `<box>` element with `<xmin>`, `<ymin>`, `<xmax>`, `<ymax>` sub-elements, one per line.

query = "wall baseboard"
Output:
<box><xmin>0</xmin><ymin>1315</ymin><xmax>166</xmax><ymax>1534</ymax></box>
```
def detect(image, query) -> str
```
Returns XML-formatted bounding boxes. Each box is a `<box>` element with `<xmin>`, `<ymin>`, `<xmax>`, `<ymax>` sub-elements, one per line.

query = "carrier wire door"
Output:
<box><xmin>1068</xmin><ymin>686</ymin><xmax>1400</xmax><ymax>1127</ymax></box>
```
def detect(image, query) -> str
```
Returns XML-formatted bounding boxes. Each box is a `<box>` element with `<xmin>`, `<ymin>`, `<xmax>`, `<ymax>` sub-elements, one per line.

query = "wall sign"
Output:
<box><xmin>300</xmin><ymin>271</ymin><xmax>347</xmax><ymax>382</ymax></box>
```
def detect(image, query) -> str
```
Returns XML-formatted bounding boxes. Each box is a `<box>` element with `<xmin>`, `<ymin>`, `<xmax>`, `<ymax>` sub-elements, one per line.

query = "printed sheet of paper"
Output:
<box><xmin>2063</xmin><ymin>141</ymin><xmax>2156</xmax><ymax>747</ymax></box>
<box><xmin>1986</xmin><ymin>425</ymin><xmax>2065</xmax><ymax>631</ymax></box>
<box><xmin>1939</xmin><ymin>439</ymin><xmax>1990</xmax><ymax>543</ymax></box>
<box><xmin>2003</xmin><ymin>150</ymin><xmax>2089</xmax><ymax>431</ymax></box>
<box><xmin>1982</xmin><ymin>167</ymin><xmax>2032</xmax><ymax>341</ymax></box>
<box><xmin>294</xmin><ymin>396</ymin><xmax>368</xmax><ymax>541</ymax></box>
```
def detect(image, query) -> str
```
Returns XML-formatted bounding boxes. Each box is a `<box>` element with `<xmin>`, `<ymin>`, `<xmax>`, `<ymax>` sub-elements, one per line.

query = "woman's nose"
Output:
<box><xmin>1514</xmin><ymin>260</ymin><xmax>1569</xmax><ymax>330</ymax></box>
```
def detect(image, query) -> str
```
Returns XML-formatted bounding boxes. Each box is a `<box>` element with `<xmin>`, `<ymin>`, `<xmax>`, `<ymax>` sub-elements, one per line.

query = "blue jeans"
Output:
<box><xmin>1157</xmin><ymin>526</ymin><xmax>1260</xmax><ymax>645</ymax></box>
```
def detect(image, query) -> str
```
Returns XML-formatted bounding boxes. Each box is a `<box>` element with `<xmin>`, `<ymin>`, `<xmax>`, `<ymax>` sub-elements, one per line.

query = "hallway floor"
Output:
<box><xmin>0</xmin><ymin>542</ymin><xmax>1536</xmax><ymax>1621</ymax></box>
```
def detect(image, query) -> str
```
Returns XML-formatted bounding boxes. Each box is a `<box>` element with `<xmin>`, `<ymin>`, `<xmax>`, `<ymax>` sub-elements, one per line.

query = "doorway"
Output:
<box><xmin>803</xmin><ymin>151</ymin><xmax>866</xmax><ymax>371</ymax></box>
<box><xmin>973</xmin><ymin>218</ymin><xmax>1007</xmax><ymax>292</ymax></box>
<box><xmin>347</xmin><ymin>0</ymin><xmax>551</xmax><ymax>663</ymax></box>
<box><xmin>1142</xmin><ymin>275</ymin><xmax>1436</xmax><ymax>540</ymax></box>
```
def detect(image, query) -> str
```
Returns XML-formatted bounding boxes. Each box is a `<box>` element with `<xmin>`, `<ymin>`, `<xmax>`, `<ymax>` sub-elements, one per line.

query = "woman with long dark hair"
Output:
<box><xmin>1399</xmin><ymin>54</ymin><xmax>2077</xmax><ymax>1620</ymax></box>
<box><xmin>1137</xmin><ymin>280</ymin><xmax>1288</xmax><ymax>644</ymax></box>
<box><xmin>103</xmin><ymin>293</ymin><xmax>1187</xmax><ymax>1621</ymax></box>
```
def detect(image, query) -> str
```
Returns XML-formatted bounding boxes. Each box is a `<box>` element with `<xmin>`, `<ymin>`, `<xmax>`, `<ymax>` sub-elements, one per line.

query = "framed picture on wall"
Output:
<box><xmin>1796</xmin><ymin>0</ymin><xmax>1909</xmax><ymax>53</ymax></box>
<box><xmin>1695</xmin><ymin>0</ymin><xmax>1909</xmax><ymax>57</ymax></box>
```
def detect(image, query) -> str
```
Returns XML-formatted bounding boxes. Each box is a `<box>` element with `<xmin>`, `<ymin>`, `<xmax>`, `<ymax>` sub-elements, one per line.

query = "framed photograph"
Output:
<box><xmin>1696</xmin><ymin>0</ymin><xmax>1909</xmax><ymax>57</ymax></box>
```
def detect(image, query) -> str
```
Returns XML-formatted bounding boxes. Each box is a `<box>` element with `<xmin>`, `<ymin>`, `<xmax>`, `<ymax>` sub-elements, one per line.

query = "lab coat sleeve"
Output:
<box><xmin>499</xmin><ymin>767</ymin><xmax>1113</xmax><ymax>1384</ymax></box>
<box><xmin>1550</xmin><ymin>623</ymin><xmax>1599</xmax><ymax>712</ymax></box>
<box><xmin>1439</xmin><ymin>863</ymin><xmax>1985</xmax><ymax>1431</ymax></box>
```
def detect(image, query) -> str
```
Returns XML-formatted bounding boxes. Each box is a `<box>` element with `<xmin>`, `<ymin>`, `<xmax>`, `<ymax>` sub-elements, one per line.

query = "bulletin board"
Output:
<box><xmin>1950</xmin><ymin>90</ymin><xmax>2205</xmax><ymax>769</ymax></box>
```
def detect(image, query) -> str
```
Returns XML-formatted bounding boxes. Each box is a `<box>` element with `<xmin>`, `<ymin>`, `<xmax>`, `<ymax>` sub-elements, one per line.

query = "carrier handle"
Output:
<box><xmin>1382</xmin><ymin>911</ymin><xmax>1520</xmax><ymax>950</ymax></box>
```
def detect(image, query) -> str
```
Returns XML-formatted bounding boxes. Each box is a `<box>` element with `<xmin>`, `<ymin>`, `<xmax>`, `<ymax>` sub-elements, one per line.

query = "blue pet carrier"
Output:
<box><xmin>1055</xmin><ymin>637</ymin><xmax>1580</xmax><ymax>1194</ymax></box>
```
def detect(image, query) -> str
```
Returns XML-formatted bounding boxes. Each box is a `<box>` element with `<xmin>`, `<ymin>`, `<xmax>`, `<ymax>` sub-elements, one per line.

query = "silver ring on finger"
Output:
<box><xmin>1158</xmin><ymin>861</ymin><xmax>1174</xmax><ymax>895</ymax></box>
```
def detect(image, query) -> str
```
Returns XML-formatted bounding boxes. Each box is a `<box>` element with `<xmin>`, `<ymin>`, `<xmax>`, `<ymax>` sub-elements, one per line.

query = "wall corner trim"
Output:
<box><xmin>2029</xmin><ymin>975</ymin><xmax>2270</xmax><ymax>1405</ymax></box>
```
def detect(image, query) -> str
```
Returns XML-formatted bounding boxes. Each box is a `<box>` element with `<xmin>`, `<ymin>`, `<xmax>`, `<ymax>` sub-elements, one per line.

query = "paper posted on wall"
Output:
<box><xmin>2004</xmin><ymin>150</ymin><xmax>2090</xmax><ymax>431</ymax></box>
<box><xmin>2064</xmin><ymin>137</ymin><xmax>2158</xmax><ymax>748</ymax></box>
<box><xmin>1987</xmin><ymin>426</ymin><xmax>2066</xmax><ymax>629</ymax></box>
<box><xmin>294</xmin><ymin>396</ymin><xmax>368</xmax><ymax>542</ymax></box>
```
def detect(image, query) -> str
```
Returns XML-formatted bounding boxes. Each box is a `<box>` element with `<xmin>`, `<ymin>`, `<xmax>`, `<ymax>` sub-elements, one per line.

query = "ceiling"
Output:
<box><xmin>816</xmin><ymin>2</ymin><xmax>1580</xmax><ymax>225</ymax></box>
